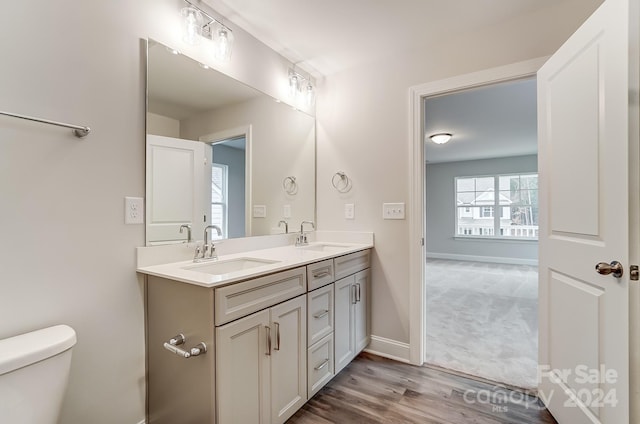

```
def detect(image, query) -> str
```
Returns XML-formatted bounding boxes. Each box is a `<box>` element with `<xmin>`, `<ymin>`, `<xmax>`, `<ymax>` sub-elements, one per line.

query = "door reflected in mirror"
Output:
<box><xmin>145</xmin><ymin>39</ymin><xmax>315</xmax><ymax>245</ymax></box>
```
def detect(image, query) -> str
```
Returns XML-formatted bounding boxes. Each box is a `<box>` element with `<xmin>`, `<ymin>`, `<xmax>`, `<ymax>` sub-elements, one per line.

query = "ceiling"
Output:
<box><xmin>424</xmin><ymin>78</ymin><xmax>538</xmax><ymax>163</ymax></box>
<box><xmin>204</xmin><ymin>0</ymin><xmax>592</xmax><ymax>77</ymax></box>
<box><xmin>147</xmin><ymin>40</ymin><xmax>262</xmax><ymax>120</ymax></box>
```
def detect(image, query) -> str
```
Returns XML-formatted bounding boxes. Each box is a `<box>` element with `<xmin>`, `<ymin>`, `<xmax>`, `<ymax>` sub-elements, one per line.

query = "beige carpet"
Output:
<box><xmin>425</xmin><ymin>258</ymin><xmax>538</xmax><ymax>389</ymax></box>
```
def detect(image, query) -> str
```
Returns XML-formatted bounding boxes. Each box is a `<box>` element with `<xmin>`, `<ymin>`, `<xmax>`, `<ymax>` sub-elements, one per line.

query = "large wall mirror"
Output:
<box><xmin>145</xmin><ymin>39</ymin><xmax>316</xmax><ymax>245</ymax></box>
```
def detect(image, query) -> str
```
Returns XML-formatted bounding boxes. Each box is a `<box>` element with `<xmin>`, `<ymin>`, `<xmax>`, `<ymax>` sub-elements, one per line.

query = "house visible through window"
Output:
<box><xmin>455</xmin><ymin>173</ymin><xmax>538</xmax><ymax>239</ymax></box>
<box><xmin>211</xmin><ymin>163</ymin><xmax>228</xmax><ymax>239</ymax></box>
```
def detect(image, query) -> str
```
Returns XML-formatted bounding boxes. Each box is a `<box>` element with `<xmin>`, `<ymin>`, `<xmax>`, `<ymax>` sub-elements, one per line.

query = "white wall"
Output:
<box><xmin>181</xmin><ymin>96</ymin><xmax>316</xmax><ymax>236</ymax></box>
<box><xmin>316</xmin><ymin>0</ymin><xmax>602</xmax><ymax>352</ymax></box>
<box><xmin>147</xmin><ymin>112</ymin><xmax>180</xmax><ymax>138</ymax></box>
<box><xmin>0</xmin><ymin>1</ymin><xmax>306</xmax><ymax>423</ymax></box>
<box><xmin>425</xmin><ymin>155</ymin><xmax>538</xmax><ymax>264</ymax></box>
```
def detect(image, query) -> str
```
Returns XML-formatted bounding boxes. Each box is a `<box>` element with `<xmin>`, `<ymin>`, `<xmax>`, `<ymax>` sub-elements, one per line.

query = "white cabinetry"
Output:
<box><xmin>216</xmin><ymin>289</ymin><xmax>307</xmax><ymax>424</ymax></box>
<box><xmin>145</xmin><ymin>248</ymin><xmax>371</xmax><ymax>424</ymax></box>
<box><xmin>334</xmin><ymin>268</ymin><xmax>370</xmax><ymax>374</ymax></box>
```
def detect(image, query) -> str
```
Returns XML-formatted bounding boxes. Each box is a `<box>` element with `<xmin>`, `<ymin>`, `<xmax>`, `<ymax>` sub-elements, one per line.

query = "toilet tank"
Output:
<box><xmin>0</xmin><ymin>325</ymin><xmax>77</xmax><ymax>424</ymax></box>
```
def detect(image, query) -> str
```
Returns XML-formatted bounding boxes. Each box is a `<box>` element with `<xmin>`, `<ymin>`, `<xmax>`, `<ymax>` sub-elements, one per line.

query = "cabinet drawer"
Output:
<box><xmin>307</xmin><ymin>284</ymin><xmax>334</xmax><ymax>347</ymax></box>
<box><xmin>215</xmin><ymin>267</ymin><xmax>307</xmax><ymax>326</ymax></box>
<box><xmin>307</xmin><ymin>333</ymin><xmax>334</xmax><ymax>398</ymax></box>
<box><xmin>334</xmin><ymin>250</ymin><xmax>371</xmax><ymax>280</ymax></box>
<box><xmin>307</xmin><ymin>259</ymin><xmax>334</xmax><ymax>291</ymax></box>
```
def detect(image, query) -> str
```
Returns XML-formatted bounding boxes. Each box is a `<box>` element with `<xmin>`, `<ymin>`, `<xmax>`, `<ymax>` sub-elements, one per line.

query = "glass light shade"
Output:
<box><xmin>182</xmin><ymin>7</ymin><xmax>204</xmax><ymax>45</ymax></box>
<box><xmin>213</xmin><ymin>26</ymin><xmax>234</xmax><ymax>62</ymax></box>
<box><xmin>305</xmin><ymin>83</ymin><xmax>315</xmax><ymax>107</ymax></box>
<box><xmin>430</xmin><ymin>133</ymin><xmax>452</xmax><ymax>144</ymax></box>
<box><xmin>288</xmin><ymin>73</ymin><xmax>299</xmax><ymax>99</ymax></box>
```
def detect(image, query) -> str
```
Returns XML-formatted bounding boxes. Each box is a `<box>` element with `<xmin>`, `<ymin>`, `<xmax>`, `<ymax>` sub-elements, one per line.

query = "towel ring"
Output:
<box><xmin>332</xmin><ymin>171</ymin><xmax>352</xmax><ymax>193</ymax></box>
<box><xmin>282</xmin><ymin>176</ymin><xmax>298</xmax><ymax>195</ymax></box>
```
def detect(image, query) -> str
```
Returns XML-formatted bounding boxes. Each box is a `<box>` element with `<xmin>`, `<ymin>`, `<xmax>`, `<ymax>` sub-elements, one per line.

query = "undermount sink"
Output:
<box><xmin>182</xmin><ymin>258</ymin><xmax>280</xmax><ymax>276</ymax></box>
<box><xmin>298</xmin><ymin>243</ymin><xmax>353</xmax><ymax>253</ymax></box>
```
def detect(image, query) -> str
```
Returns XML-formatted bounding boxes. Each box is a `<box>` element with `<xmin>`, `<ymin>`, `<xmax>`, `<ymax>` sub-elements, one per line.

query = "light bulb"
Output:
<box><xmin>289</xmin><ymin>74</ymin><xmax>299</xmax><ymax>99</ymax></box>
<box><xmin>213</xmin><ymin>26</ymin><xmax>234</xmax><ymax>62</ymax></box>
<box><xmin>305</xmin><ymin>83</ymin><xmax>315</xmax><ymax>107</ymax></box>
<box><xmin>181</xmin><ymin>7</ymin><xmax>203</xmax><ymax>45</ymax></box>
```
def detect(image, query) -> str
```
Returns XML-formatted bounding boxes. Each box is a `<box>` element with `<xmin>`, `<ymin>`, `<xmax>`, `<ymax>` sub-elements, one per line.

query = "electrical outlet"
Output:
<box><xmin>125</xmin><ymin>197</ymin><xmax>144</xmax><ymax>224</ymax></box>
<box><xmin>283</xmin><ymin>204</ymin><xmax>291</xmax><ymax>218</ymax></box>
<box><xmin>383</xmin><ymin>202</ymin><xmax>405</xmax><ymax>220</ymax></box>
<box><xmin>345</xmin><ymin>203</ymin><xmax>355</xmax><ymax>219</ymax></box>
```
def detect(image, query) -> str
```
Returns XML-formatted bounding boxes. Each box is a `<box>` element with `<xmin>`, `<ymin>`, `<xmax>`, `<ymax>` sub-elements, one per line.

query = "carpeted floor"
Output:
<box><xmin>425</xmin><ymin>258</ymin><xmax>538</xmax><ymax>389</ymax></box>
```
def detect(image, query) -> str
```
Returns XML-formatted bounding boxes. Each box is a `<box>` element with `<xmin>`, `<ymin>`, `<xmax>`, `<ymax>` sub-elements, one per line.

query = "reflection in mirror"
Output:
<box><xmin>145</xmin><ymin>39</ymin><xmax>316</xmax><ymax>245</ymax></box>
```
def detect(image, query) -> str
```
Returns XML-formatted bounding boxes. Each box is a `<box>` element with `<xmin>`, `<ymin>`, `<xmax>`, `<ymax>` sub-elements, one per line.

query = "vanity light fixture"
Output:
<box><xmin>181</xmin><ymin>0</ymin><xmax>234</xmax><ymax>62</ymax></box>
<box><xmin>288</xmin><ymin>67</ymin><xmax>315</xmax><ymax>107</ymax></box>
<box><xmin>429</xmin><ymin>133</ymin><xmax>453</xmax><ymax>144</ymax></box>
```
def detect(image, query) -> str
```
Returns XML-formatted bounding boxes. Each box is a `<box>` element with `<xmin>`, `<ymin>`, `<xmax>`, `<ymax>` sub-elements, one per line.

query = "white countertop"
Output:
<box><xmin>137</xmin><ymin>240</ymin><xmax>373</xmax><ymax>288</ymax></box>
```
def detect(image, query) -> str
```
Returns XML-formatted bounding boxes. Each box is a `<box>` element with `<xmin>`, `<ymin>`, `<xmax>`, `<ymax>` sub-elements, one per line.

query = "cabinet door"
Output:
<box><xmin>216</xmin><ymin>309</ymin><xmax>271</xmax><ymax>424</ymax></box>
<box><xmin>334</xmin><ymin>275</ymin><xmax>355</xmax><ymax>374</ymax></box>
<box><xmin>270</xmin><ymin>295</ymin><xmax>307</xmax><ymax>424</ymax></box>
<box><xmin>354</xmin><ymin>269</ymin><xmax>370</xmax><ymax>353</ymax></box>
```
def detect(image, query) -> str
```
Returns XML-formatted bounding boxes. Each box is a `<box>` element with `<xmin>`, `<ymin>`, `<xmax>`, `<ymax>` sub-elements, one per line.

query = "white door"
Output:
<box><xmin>216</xmin><ymin>309</ymin><xmax>271</xmax><ymax>424</ymax></box>
<box><xmin>270</xmin><ymin>296</ymin><xmax>307</xmax><ymax>424</ymax></box>
<box><xmin>537</xmin><ymin>0</ymin><xmax>633</xmax><ymax>422</ymax></box>
<box><xmin>146</xmin><ymin>134</ymin><xmax>206</xmax><ymax>244</ymax></box>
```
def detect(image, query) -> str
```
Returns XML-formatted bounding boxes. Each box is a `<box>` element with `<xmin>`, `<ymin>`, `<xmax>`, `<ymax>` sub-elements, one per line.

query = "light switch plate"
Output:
<box><xmin>125</xmin><ymin>196</ymin><xmax>144</xmax><ymax>224</ymax></box>
<box><xmin>345</xmin><ymin>203</ymin><xmax>355</xmax><ymax>219</ymax></box>
<box><xmin>253</xmin><ymin>205</ymin><xmax>267</xmax><ymax>218</ymax></box>
<box><xmin>283</xmin><ymin>204</ymin><xmax>291</xmax><ymax>219</ymax></box>
<box><xmin>383</xmin><ymin>202</ymin><xmax>405</xmax><ymax>220</ymax></box>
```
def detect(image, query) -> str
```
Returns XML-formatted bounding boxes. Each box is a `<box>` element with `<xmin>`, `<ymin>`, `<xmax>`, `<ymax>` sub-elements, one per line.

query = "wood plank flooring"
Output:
<box><xmin>287</xmin><ymin>352</ymin><xmax>557</xmax><ymax>424</ymax></box>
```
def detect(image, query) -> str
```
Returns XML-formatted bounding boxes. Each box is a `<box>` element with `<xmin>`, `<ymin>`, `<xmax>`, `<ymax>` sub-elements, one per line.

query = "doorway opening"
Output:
<box><xmin>423</xmin><ymin>78</ymin><xmax>539</xmax><ymax>389</ymax></box>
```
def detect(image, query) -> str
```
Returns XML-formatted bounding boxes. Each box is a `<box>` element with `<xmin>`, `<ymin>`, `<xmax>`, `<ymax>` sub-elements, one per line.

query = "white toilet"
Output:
<box><xmin>0</xmin><ymin>325</ymin><xmax>77</xmax><ymax>424</ymax></box>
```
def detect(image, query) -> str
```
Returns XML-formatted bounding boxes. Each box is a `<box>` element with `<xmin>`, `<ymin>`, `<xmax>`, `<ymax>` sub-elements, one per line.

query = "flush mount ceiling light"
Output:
<box><xmin>429</xmin><ymin>133</ymin><xmax>452</xmax><ymax>144</ymax></box>
<box><xmin>181</xmin><ymin>0</ymin><xmax>234</xmax><ymax>62</ymax></box>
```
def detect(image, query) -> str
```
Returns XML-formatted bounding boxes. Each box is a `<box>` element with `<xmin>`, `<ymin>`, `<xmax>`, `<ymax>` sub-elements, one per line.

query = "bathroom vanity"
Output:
<box><xmin>137</xmin><ymin>235</ymin><xmax>372</xmax><ymax>424</ymax></box>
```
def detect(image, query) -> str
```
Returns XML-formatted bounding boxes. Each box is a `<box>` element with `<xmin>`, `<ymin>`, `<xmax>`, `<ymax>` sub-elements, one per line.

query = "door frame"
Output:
<box><xmin>200</xmin><ymin>124</ymin><xmax>253</xmax><ymax>237</ymax></box>
<box><xmin>407</xmin><ymin>57</ymin><xmax>548</xmax><ymax>365</ymax></box>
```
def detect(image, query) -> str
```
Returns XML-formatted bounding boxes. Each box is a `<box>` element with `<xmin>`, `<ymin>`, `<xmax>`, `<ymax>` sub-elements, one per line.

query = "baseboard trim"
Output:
<box><xmin>426</xmin><ymin>252</ymin><xmax>538</xmax><ymax>266</ymax></box>
<box><xmin>364</xmin><ymin>335</ymin><xmax>411</xmax><ymax>364</ymax></box>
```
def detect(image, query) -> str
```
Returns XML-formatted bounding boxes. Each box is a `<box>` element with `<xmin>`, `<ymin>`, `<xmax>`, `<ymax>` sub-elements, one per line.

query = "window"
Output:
<box><xmin>455</xmin><ymin>173</ymin><xmax>538</xmax><ymax>240</ymax></box>
<box><xmin>211</xmin><ymin>163</ymin><xmax>228</xmax><ymax>239</ymax></box>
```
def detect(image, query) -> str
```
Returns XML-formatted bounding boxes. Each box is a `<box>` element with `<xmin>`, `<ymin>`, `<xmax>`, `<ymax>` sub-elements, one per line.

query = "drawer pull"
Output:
<box><xmin>313</xmin><ymin>270</ymin><xmax>331</xmax><ymax>278</ymax></box>
<box><xmin>265</xmin><ymin>326</ymin><xmax>271</xmax><ymax>356</ymax></box>
<box><xmin>314</xmin><ymin>358</ymin><xmax>330</xmax><ymax>371</ymax></box>
<box><xmin>313</xmin><ymin>310</ymin><xmax>329</xmax><ymax>319</ymax></box>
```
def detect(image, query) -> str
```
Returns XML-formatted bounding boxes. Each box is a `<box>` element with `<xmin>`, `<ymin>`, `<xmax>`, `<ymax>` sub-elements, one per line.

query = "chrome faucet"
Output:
<box><xmin>295</xmin><ymin>220</ymin><xmax>315</xmax><ymax>246</ymax></box>
<box><xmin>179</xmin><ymin>224</ymin><xmax>192</xmax><ymax>243</ymax></box>
<box><xmin>278</xmin><ymin>220</ymin><xmax>288</xmax><ymax>234</ymax></box>
<box><xmin>194</xmin><ymin>225</ymin><xmax>222</xmax><ymax>262</ymax></box>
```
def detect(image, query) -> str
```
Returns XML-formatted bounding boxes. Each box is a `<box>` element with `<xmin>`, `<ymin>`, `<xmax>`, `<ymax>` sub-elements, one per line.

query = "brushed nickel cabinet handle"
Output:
<box><xmin>313</xmin><ymin>310</ymin><xmax>329</xmax><ymax>319</ymax></box>
<box><xmin>274</xmin><ymin>322</ymin><xmax>280</xmax><ymax>351</ymax></box>
<box><xmin>314</xmin><ymin>358</ymin><xmax>330</xmax><ymax>371</ymax></box>
<box><xmin>265</xmin><ymin>326</ymin><xmax>271</xmax><ymax>356</ymax></box>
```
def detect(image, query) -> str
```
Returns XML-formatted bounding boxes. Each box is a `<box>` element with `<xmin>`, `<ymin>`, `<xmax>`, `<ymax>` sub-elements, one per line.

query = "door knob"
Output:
<box><xmin>595</xmin><ymin>261</ymin><xmax>623</xmax><ymax>278</ymax></box>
